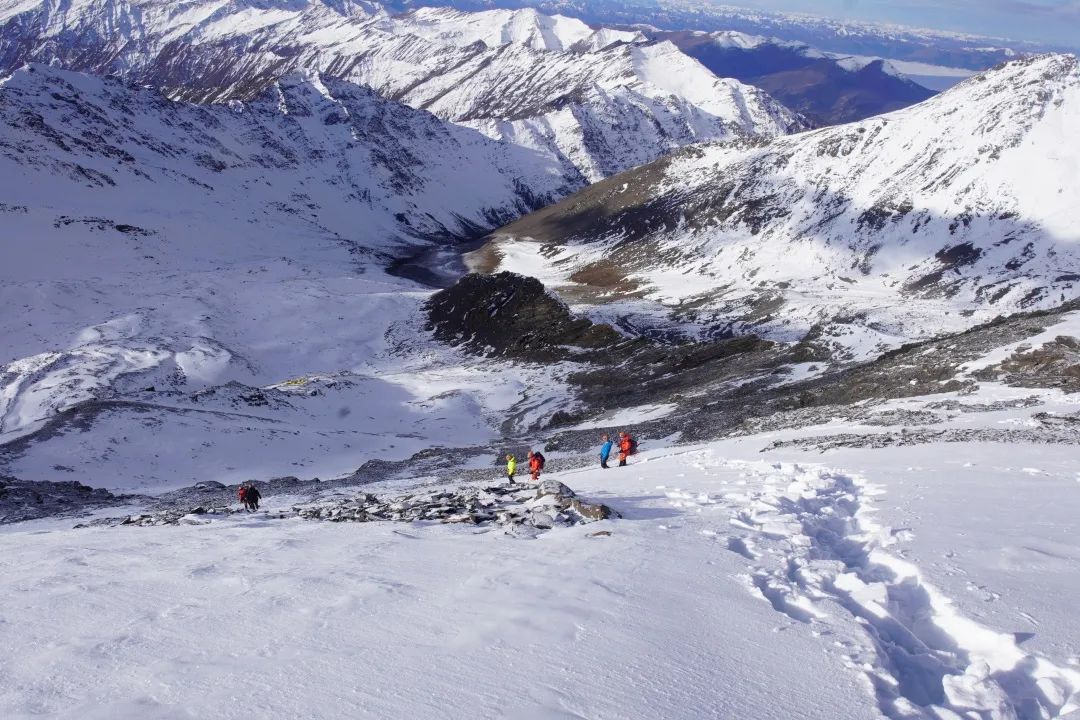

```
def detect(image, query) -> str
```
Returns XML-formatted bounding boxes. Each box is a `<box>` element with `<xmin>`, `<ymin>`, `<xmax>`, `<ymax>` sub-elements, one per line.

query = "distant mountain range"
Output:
<box><xmin>387</xmin><ymin>1</ymin><xmax>1074</xmax><ymax>63</ymax></box>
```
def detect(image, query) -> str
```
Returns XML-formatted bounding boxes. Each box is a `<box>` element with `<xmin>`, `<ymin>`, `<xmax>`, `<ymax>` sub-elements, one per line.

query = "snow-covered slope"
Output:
<box><xmin>484</xmin><ymin>54</ymin><xmax>1080</xmax><ymax>358</ymax></box>
<box><xmin>380</xmin><ymin>5</ymin><xmax>644</xmax><ymax>52</ymax></box>
<box><xmin>0</xmin><ymin>64</ymin><xmax>578</xmax><ymax>483</ymax></box>
<box><xmin>0</xmin><ymin>0</ymin><xmax>806</xmax><ymax>183</ymax></box>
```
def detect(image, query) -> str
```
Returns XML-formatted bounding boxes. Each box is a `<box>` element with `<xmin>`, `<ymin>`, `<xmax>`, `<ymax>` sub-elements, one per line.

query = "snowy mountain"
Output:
<box><xmin>0</xmin><ymin>0</ymin><xmax>806</xmax><ymax>182</ymax></box>
<box><xmin>482</xmin><ymin>54</ymin><xmax>1080</xmax><ymax>358</ymax></box>
<box><xmin>656</xmin><ymin>30</ymin><xmax>937</xmax><ymax>124</ymax></box>
<box><xmin>379</xmin><ymin>5</ymin><xmax>646</xmax><ymax>52</ymax></box>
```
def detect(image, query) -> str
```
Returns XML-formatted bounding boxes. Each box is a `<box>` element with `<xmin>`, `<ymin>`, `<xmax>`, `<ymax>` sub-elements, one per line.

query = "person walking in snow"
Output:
<box><xmin>527</xmin><ymin>450</ymin><xmax>545</xmax><ymax>482</ymax></box>
<box><xmin>617</xmin><ymin>431</ymin><xmax>637</xmax><ymax>467</ymax></box>
<box><xmin>505</xmin><ymin>454</ymin><xmax>517</xmax><ymax>484</ymax></box>
<box><xmin>599</xmin><ymin>433</ymin><xmax>613</xmax><ymax>469</ymax></box>
<box><xmin>239</xmin><ymin>481</ymin><xmax>261</xmax><ymax>512</ymax></box>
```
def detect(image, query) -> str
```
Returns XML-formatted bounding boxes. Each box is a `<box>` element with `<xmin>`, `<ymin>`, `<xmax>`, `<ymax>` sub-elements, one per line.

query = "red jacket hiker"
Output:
<box><xmin>527</xmin><ymin>451</ymin><xmax>545</xmax><ymax>481</ymax></box>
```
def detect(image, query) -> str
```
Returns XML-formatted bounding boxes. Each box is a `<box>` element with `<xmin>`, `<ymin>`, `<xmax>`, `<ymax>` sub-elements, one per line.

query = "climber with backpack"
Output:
<box><xmin>527</xmin><ymin>450</ymin><xmax>545</xmax><ymax>482</ymax></box>
<box><xmin>617</xmin><ymin>431</ymin><xmax>637</xmax><ymax>467</ymax></box>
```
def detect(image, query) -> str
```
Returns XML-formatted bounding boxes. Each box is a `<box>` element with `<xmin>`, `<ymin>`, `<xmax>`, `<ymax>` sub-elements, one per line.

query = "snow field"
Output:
<box><xmin>658</xmin><ymin>453</ymin><xmax>1080</xmax><ymax>719</ymax></box>
<box><xmin>5</xmin><ymin>405</ymin><xmax>1080</xmax><ymax>719</ymax></box>
<box><xmin>0</xmin><ymin>471</ymin><xmax>875</xmax><ymax>720</ymax></box>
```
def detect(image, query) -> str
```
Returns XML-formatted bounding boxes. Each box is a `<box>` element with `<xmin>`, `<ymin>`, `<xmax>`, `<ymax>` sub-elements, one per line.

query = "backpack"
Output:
<box><xmin>533</xmin><ymin>452</ymin><xmax>545</xmax><ymax>469</ymax></box>
<box><xmin>238</xmin><ymin>486</ymin><xmax>248</xmax><ymax>502</ymax></box>
<box><xmin>628</xmin><ymin>437</ymin><xmax>638</xmax><ymax>455</ymax></box>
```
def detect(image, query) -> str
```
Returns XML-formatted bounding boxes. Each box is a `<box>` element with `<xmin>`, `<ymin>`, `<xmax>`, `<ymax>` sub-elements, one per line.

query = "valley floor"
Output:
<box><xmin>4</xmin><ymin>415</ymin><xmax>1079</xmax><ymax>719</ymax></box>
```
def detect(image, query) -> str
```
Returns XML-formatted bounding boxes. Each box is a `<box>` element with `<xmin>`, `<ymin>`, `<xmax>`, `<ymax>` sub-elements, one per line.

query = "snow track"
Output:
<box><xmin>665</xmin><ymin>457</ymin><xmax>1080</xmax><ymax>719</ymax></box>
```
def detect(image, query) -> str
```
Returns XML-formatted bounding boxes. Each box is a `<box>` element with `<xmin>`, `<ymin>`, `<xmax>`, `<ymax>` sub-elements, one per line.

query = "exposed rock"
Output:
<box><xmin>535</xmin><ymin>480</ymin><xmax>575</xmax><ymax>499</ymax></box>
<box><xmin>82</xmin><ymin>482</ymin><xmax>619</xmax><ymax>534</ymax></box>
<box><xmin>0</xmin><ymin>477</ymin><xmax>130</xmax><ymax>524</ymax></box>
<box><xmin>424</xmin><ymin>272</ymin><xmax>623</xmax><ymax>360</ymax></box>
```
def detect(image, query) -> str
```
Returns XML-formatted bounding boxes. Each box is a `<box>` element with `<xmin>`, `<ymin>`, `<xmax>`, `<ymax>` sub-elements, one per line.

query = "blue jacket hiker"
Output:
<box><xmin>599</xmin><ymin>434</ymin><xmax>613</xmax><ymax>469</ymax></box>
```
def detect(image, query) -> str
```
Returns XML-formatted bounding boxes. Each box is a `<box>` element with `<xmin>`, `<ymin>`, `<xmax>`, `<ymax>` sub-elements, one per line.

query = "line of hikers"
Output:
<box><xmin>237</xmin><ymin>431</ymin><xmax>638</xmax><ymax>510</ymax></box>
<box><xmin>505</xmin><ymin>431</ymin><xmax>637</xmax><ymax>484</ymax></box>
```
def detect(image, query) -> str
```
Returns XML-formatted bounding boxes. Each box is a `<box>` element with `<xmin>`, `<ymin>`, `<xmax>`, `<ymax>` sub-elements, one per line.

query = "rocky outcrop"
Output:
<box><xmin>0</xmin><ymin>477</ymin><xmax>129</xmax><ymax>524</ymax></box>
<box><xmin>292</xmin><ymin>482</ymin><xmax>618</xmax><ymax>535</ymax></box>
<box><xmin>425</xmin><ymin>272</ymin><xmax>624</xmax><ymax>360</ymax></box>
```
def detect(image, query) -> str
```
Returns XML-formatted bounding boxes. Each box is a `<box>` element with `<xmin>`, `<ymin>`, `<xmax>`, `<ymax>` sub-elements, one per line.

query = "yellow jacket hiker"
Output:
<box><xmin>505</xmin><ymin>454</ymin><xmax>517</xmax><ymax>484</ymax></box>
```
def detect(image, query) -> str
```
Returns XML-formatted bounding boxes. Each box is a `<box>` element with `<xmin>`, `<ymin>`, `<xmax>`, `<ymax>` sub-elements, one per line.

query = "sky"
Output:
<box><xmin>726</xmin><ymin>0</ymin><xmax>1080</xmax><ymax>48</ymax></box>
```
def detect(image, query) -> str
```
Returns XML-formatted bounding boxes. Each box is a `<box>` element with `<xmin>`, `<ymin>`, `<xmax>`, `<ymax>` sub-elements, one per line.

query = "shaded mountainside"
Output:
<box><xmin>482</xmin><ymin>54</ymin><xmax>1080</xmax><ymax>359</ymax></box>
<box><xmin>660</xmin><ymin>30</ymin><xmax>936</xmax><ymax>125</ymax></box>
<box><xmin>0</xmin><ymin>0</ymin><xmax>806</xmax><ymax>183</ymax></box>
<box><xmin>0</xmin><ymin>64</ymin><xmax>571</xmax><ymax>248</ymax></box>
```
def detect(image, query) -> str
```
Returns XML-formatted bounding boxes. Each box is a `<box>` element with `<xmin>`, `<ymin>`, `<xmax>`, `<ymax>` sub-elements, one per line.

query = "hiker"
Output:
<box><xmin>527</xmin><ymin>450</ymin><xmax>545</xmax><ymax>482</ymax></box>
<box><xmin>599</xmin><ymin>433</ymin><xmax>613</xmax><ymax>469</ymax></box>
<box><xmin>617</xmin><ymin>431</ymin><xmax>637</xmax><ymax>467</ymax></box>
<box><xmin>506</xmin><ymin>454</ymin><xmax>517</xmax><ymax>484</ymax></box>
<box><xmin>239</xmin><ymin>481</ymin><xmax>261</xmax><ymax>512</ymax></box>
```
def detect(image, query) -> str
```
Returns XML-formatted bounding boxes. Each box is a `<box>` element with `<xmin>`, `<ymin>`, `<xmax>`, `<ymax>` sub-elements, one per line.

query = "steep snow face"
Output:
<box><xmin>0</xmin><ymin>65</ymin><xmax>575</xmax><ymax>470</ymax></box>
<box><xmin>0</xmin><ymin>0</ymin><xmax>806</xmax><ymax>183</ymax></box>
<box><xmin>380</xmin><ymin>38</ymin><xmax>803</xmax><ymax>182</ymax></box>
<box><xmin>486</xmin><ymin>54</ymin><xmax>1080</xmax><ymax>358</ymax></box>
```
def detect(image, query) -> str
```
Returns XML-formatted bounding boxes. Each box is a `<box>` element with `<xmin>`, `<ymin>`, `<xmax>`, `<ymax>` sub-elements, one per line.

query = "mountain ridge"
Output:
<box><xmin>480</xmin><ymin>53</ymin><xmax>1080</xmax><ymax>358</ymax></box>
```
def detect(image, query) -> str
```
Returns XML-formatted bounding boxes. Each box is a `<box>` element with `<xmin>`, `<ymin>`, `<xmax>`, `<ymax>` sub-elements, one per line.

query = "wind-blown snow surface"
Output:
<box><xmin>0</xmin><ymin>65</ymin><xmax>577</xmax><ymax>487</ymax></box>
<box><xmin>0</xmin><ymin>0</ymin><xmax>805</xmax><ymax>183</ymax></box>
<box><xmin>487</xmin><ymin>54</ymin><xmax>1080</xmax><ymax>357</ymax></box>
<box><xmin>4</xmin><ymin>380</ymin><xmax>1080</xmax><ymax>718</ymax></box>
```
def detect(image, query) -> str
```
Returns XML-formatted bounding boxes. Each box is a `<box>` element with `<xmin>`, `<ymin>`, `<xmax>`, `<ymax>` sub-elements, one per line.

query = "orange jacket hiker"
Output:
<box><xmin>618</xmin><ymin>432</ymin><xmax>635</xmax><ymax>467</ymax></box>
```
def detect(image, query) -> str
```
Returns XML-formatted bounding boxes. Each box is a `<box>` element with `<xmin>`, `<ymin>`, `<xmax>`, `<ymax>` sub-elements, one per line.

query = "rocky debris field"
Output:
<box><xmin>761</xmin><ymin>425</ymin><xmax>1080</xmax><ymax>452</ymax></box>
<box><xmin>290</xmin><ymin>480</ymin><xmax>617</xmax><ymax>536</ymax></box>
<box><xmin>74</xmin><ymin>480</ymin><xmax>617</xmax><ymax>537</ymax></box>
<box><xmin>534</xmin><ymin>295</ymin><xmax>1080</xmax><ymax>455</ymax></box>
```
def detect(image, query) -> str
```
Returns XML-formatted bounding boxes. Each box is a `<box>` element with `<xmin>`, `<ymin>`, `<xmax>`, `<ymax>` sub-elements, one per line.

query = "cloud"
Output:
<box><xmin>970</xmin><ymin>0</ymin><xmax>1080</xmax><ymax>17</ymax></box>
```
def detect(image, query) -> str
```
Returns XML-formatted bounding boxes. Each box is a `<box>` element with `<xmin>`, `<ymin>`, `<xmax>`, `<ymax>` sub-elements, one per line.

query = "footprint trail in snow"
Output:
<box><xmin>660</xmin><ymin>453</ymin><xmax>1080</xmax><ymax>720</ymax></box>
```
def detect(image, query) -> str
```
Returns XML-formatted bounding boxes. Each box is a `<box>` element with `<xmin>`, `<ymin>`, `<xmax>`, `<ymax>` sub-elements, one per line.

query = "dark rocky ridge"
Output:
<box><xmin>424</xmin><ymin>271</ymin><xmax>625</xmax><ymax>360</ymax></box>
